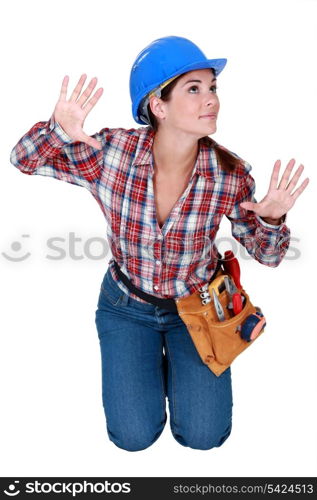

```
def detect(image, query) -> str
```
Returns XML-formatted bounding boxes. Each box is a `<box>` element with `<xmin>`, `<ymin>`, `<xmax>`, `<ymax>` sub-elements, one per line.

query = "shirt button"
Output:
<box><xmin>154</xmin><ymin>285</ymin><xmax>159</xmax><ymax>291</ymax></box>
<box><xmin>155</xmin><ymin>260</ymin><xmax>160</xmax><ymax>265</ymax></box>
<box><xmin>157</xmin><ymin>234</ymin><xmax>163</xmax><ymax>240</ymax></box>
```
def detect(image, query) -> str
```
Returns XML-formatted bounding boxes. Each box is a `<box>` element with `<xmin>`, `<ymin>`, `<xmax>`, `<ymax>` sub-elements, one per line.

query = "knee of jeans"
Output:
<box><xmin>173</xmin><ymin>423</ymin><xmax>232</xmax><ymax>451</ymax></box>
<box><xmin>110</xmin><ymin>433</ymin><xmax>158</xmax><ymax>452</ymax></box>
<box><xmin>108</xmin><ymin>422</ymin><xmax>166</xmax><ymax>452</ymax></box>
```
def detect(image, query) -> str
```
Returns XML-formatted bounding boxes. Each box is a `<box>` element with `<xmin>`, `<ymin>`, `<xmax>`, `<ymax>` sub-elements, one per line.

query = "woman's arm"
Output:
<box><xmin>10</xmin><ymin>114</ymin><xmax>111</xmax><ymax>187</ymax></box>
<box><xmin>226</xmin><ymin>171</ymin><xmax>290</xmax><ymax>267</ymax></box>
<box><xmin>226</xmin><ymin>157</ymin><xmax>309</xmax><ymax>267</ymax></box>
<box><xmin>10</xmin><ymin>74</ymin><xmax>110</xmax><ymax>188</ymax></box>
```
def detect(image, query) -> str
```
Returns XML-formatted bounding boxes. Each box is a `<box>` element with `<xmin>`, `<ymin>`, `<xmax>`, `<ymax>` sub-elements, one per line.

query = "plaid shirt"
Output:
<box><xmin>10</xmin><ymin>116</ymin><xmax>290</xmax><ymax>303</ymax></box>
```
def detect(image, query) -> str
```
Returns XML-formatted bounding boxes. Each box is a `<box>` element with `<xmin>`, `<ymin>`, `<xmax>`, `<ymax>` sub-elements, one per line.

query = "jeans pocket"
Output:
<box><xmin>99</xmin><ymin>284</ymin><xmax>127</xmax><ymax>307</ymax></box>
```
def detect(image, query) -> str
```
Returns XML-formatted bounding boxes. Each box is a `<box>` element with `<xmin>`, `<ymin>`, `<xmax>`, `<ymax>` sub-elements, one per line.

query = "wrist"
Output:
<box><xmin>260</xmin><ymin>215</ymin><xmax>284</xmax><ymax>225</ymax></box>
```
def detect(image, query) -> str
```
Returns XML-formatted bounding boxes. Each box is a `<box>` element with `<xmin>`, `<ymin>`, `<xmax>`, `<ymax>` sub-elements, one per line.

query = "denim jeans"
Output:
<box><xmin>95</xmin><ymin>267</ymin><xmax>233</xmax><ymax>452</ymax></box>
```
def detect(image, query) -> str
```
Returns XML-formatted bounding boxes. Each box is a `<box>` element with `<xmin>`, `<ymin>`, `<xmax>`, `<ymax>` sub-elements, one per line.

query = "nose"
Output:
<box><xmin>204</xmin><ymin>91</ymin><xmax>218</xmax><ymax>108</ymax></box>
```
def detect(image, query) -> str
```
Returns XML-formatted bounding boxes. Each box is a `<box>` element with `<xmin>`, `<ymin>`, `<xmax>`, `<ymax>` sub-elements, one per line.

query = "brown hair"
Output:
<box><xmin>147</xmin><ymin>69</ymin><xmax>242</xmax><ymax>172</ymax></box>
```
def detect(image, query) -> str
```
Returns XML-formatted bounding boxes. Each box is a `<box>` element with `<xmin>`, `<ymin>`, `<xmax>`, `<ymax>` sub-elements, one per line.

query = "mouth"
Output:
<box><xmin>199</xmin><ymin>114</ymin><xmax>217</xmax><ymax>119</ymax></box>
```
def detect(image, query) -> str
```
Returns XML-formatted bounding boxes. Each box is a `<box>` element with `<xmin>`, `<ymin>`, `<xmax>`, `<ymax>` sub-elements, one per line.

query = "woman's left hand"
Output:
<box><xmin>240</xmin><ymin>159</ymin><xmax>310</xmax><ymax>223</ymax></box>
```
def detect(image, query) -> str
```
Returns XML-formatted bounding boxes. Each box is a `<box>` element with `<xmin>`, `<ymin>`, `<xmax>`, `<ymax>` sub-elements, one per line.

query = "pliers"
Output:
<box><xmin>198</xmin><ymin>275</ymin><xmax>226</xmax><ymax>306</ymax></box>
<box><xmin>212</xmin><ymin>288</ymin><xmax>226</xmax><ymax>321</ymax></box>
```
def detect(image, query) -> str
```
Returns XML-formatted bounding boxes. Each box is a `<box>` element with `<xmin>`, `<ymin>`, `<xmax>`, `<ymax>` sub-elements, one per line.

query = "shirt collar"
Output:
<box><xmin>132</xmin><ymin>127</ymin><xmax>220</xmax><ymax>181</ymax></box>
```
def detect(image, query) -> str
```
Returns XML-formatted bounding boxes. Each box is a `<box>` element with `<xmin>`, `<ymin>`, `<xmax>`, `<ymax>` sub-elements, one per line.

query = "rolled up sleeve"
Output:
<box><xmin>10</xmin><ymin>115</ymin><xmax>112</xmax><ymax>191</ymax></box>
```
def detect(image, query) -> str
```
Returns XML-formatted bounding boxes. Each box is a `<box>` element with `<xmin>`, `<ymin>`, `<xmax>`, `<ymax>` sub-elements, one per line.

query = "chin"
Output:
<box><xmin>197</xmin><ymin>124</ymin><xmax>217</xmax><ymax>138</ymax></box>
<box><xmin>206</xmin><ymin>122</ymin><xmax>217</xmax><ymax>133</ymax></box>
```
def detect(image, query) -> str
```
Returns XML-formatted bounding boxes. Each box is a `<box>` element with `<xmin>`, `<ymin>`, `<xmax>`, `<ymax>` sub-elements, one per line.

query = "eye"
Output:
<box><xmin>188</xmin><ymin>85</ymin><xmax>199</xmax><ymax>93</ymax></box>
<box><xmin>210</xmin><ymin>85</ymin><xmax>218</xmax><ymax>93</ymax></box>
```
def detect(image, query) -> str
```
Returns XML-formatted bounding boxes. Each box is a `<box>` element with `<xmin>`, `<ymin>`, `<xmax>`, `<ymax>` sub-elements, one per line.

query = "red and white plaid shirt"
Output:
<box><xmin>10</xmin><ymin>116</ymin><xmax>290</xmax><ymax>303</ymax></box>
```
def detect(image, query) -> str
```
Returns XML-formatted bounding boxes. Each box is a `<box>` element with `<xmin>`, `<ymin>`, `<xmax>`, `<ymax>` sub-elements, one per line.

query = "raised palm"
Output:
<box><xmin>53</xmin><ymin>74</ymin><xmax>103</xmax><ymax>150</ymax></box>
<box><xmin>240</xmin><ymin>159</ymin><xmax>309</xmax><ymax>219</ymax></box>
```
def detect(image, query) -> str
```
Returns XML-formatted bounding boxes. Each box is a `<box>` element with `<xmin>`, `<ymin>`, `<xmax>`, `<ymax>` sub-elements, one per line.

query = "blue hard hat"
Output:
<box><xmin>129</xmin><ymin>36</ymin><xmax>227</xmax><ymax>125</ymax></box>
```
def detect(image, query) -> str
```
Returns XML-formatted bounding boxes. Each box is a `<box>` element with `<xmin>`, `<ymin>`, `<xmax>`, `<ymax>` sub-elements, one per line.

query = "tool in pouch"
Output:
<box><xmin>175</xmin><ymin>251</ymin><xmax>266</xmax><ymax>376</ymax></box>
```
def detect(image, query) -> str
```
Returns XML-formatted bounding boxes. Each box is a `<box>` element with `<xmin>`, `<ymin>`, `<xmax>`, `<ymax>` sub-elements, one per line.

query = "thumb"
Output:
<box><xmin>240</xmin><ymin>201</ymin><xmax>258</xmax><ymax>212</ymax></box>
<box><xmin>80</xmin><ymin>133</ymin><xmax>102</xmax><ymax>150</ymax></box>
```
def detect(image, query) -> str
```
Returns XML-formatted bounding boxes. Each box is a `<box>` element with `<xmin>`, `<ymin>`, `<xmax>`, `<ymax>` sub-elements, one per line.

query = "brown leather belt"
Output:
<box><xmin>113</xmin><ymin>259</ymin><xmax>223</xmax><ymax>313</ymax></box>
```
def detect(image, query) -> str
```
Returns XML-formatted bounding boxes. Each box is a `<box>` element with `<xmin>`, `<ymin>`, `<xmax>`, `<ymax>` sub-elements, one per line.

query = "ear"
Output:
<box><xmin>149</xmin><ymin>96</ymin><xmax>167</xmax><ymax>121</ymax></box>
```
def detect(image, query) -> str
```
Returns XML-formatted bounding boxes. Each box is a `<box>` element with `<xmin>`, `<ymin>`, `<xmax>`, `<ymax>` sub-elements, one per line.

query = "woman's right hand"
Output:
<box><xmin>53</xmin><ymin>74</ymin><xmax>104</xmax><ymax>150</ymax></box>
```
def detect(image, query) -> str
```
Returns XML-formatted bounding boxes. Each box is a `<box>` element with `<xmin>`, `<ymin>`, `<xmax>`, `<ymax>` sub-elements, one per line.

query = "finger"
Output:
<box><xmin>59</xmin><ymin>75</ymin><xmax>69</xmax><ymax>101</ymax></box>
<box><xmin>291</xmin><ymin>177</ymin><xmax>310</xmax><ymax>201</ymax></box>
<box><xmin>268</xmin><ymin>160</ymin><xmax>281</xmax><ymax>191</ymax></box>
<box><xmin>278</xmin><ymin>158</ymin><xmax>296</xmax><ymax>190</ymax></box>
<box><xmin>77</xmin><ymin>77</ymin><xmax>98</xmax><ymax>107</ymax></box>
<box><xmin>82</xmin><ymin>87</ymin><xmax>104</xmax><ymax>115</ymax></box>
<box><xmin>286</xmin><ymin>164</ymin><xmax>304</xmax><ymax>192</ymax></box>
<box><xmin>69</xmin><ymin>73</ymin><xmax>87</xmax><ymax>102</ymax></box>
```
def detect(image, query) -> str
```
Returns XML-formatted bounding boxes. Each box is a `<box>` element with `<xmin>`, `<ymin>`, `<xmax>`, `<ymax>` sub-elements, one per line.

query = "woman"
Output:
<box><xmin>10</xmin><ymin>36</ymin><xmax>308</xmax><ymax>452</ymax></box>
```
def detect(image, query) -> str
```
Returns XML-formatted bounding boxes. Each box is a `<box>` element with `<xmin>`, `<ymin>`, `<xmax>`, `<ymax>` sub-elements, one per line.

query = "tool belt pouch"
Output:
<box><xmin>175</xmin><ymin>274</ymin><xmax>265</xmax><ymax>377</ymax></box>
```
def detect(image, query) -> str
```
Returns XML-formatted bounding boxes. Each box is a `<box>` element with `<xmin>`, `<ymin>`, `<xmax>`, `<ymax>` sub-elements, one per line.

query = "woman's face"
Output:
<box><xmin>154</xmin><ymin>68</ymin><xmax>220</xmax><ymax>138</ymax></box>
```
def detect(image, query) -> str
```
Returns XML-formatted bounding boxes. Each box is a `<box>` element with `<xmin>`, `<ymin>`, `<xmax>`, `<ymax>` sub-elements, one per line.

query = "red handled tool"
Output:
<box><xmin>224</xmin><ymin>276</ymin><xmax>243</xmax><ymax>315</ymax></box>
<box><xmin>223</xmin><ymin>250</ymin><xmax>242</xmax><ymax>290</ymax></box>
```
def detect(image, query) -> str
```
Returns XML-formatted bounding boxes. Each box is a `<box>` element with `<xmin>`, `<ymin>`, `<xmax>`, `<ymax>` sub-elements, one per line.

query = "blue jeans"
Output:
<box><xmin>95</xmin><ymin>267</ymin><xmax>233</xmax><ymax>452</ymax></box>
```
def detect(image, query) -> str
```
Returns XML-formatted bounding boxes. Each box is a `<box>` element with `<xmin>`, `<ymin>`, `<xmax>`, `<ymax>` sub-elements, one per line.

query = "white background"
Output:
<box><xmin>1</xmin><ymin>0</ymin><xmax>316</xmax><ymax>478</ymax></box>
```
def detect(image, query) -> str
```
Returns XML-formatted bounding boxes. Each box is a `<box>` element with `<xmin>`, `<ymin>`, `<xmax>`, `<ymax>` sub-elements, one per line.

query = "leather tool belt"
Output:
<box><xmin>175</xmin><ymin>260</ymin><xmax>266</xmax><ymax>376</ymax></box>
